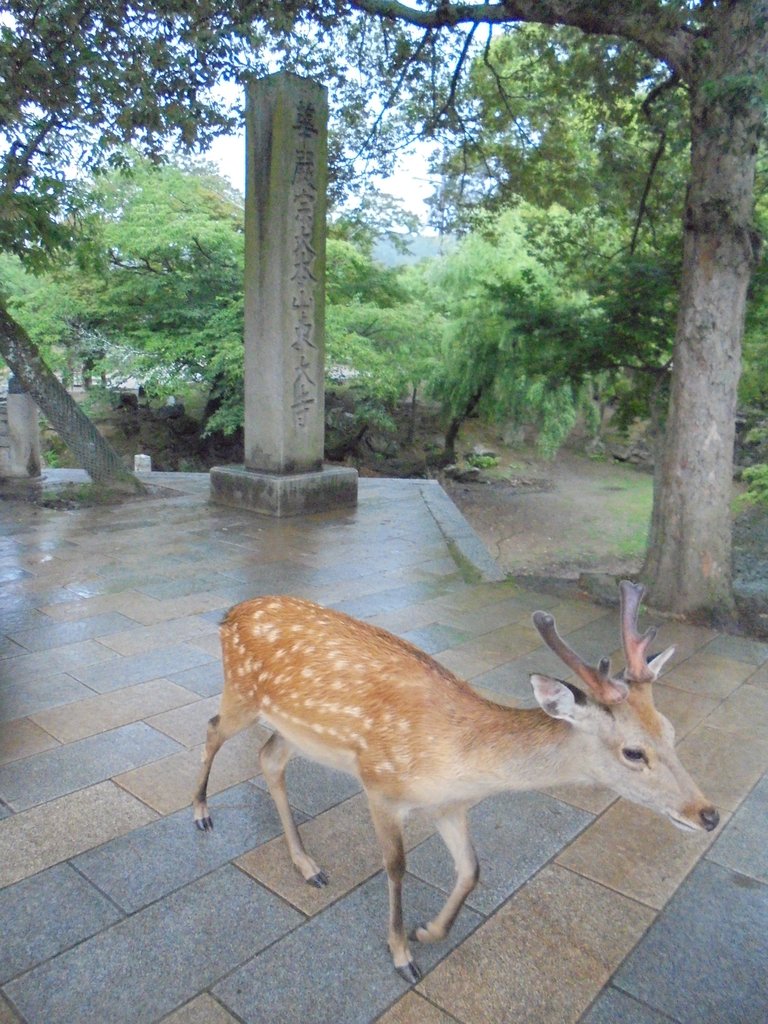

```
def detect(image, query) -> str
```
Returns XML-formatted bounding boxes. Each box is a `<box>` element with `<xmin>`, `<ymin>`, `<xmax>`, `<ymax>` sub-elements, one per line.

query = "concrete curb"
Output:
<box><xmin>418</xmin><ymin>479</ymin><xmax>507</xmax><ymax>583</ymax></box>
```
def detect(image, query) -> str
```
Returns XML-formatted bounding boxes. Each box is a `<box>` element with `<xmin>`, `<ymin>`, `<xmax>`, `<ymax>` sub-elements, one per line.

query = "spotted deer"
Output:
<box><xmin>193</xmin><ymin>580</ymin><xmax>718</xmax><ymax>981</ymax></box>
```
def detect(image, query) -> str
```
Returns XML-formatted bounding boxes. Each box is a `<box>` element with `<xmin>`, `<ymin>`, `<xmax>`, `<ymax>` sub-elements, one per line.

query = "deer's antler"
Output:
<box><xmin>532</xmin><ymin>611</ymin><xmax>628</xmax><ymax>704</ymax></box>
<box><xmin>619</xmin><ymin>580</ymin><xmax>658</xmax><ymax>683</ymax></box>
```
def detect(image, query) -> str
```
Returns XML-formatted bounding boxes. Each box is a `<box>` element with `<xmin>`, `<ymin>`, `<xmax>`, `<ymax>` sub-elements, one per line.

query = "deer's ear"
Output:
<box><xmin>530</xmin><ymin>675</ymin><xmax>585</xmax><ymax>722</ymax></box>
<box><xmin>646</xmin><ymin>645</ymin><xmax>676</xmax><ymax>680</ymax></box>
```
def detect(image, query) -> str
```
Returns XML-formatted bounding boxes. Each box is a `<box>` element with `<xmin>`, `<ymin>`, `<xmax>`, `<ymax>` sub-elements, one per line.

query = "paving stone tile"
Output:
<box><xmin>707</xmin><ymin>772</ymin><xmax>768</xmax><ymax>883</ymax></box>
<box><xmin>0</xmin><ymin>722</ymin><xmax>182</xmax><ymax>811</ymax></box>
<box><xmin>704</xmin><ymin>683</ymin><xmax>768</xmax><ymax>739</ymax></box>
<box><xmin>97</xmin><ymin>616</ymin><xmax>215</xmax><ymax>656</ymax></box>
<box><xmin>430</xmin><ymin>596</ymin><xmax>550</xmax><ymax>636</ymax></box>
<box><xmin>0</xmin><ymin>672</ymin><xmax>97</xmax><ymax>723</ymax></box>
<box><xmin>73</xmin><ymin>782</ymin><xmax>299</xmax><ymax>912</ymax></box>
<box><xmin>128</xmin><ymin>592</ymin><xmax>231</xmax><ymax>625</ymax></box>
<box><xmin>0</xmin><ymin>782</ymin><xmax>157</xmax><ymax>888</ymax></box>
<box><xmin>137</xmin><ymin>575</ymin><xmax>232</xmax><ymax>601</ymax></box>
<box><xmin>0</xmin><ymin>862</ymin><xmax>123</xmax><ymax>984</ymax></box>
<box><xmin>213</xmin><ymin>871</ymin><xmax>482</xmax><ymax>1024</ymax></box>
<box><xmin>252</xmin><ymin>755</ymin><xmax>361</xmax><ymax>815</ymax></box>
<box><xmin>542</xmin><ymin>783</ymin><xmax>617</xmax><ymax>815</ymax></box>
<box><xmin>375</xmin><ymin>992</ymin><xmax>456</xmax><ymax>1024</ymax></box>
<box><xmin>0</xmin><ymin>607</ymin><xmax>51</xmax><ymax>635</ymax></box>
<box><xmin>237</xmin><ymin>793</ymin><xmax>435</xmax><ymax>915</ymax></box>
<box><xmin>168</xmin><ymin>661</ymin><xmax>224</xmax><ymax>697</ymax></box>
<box><xmin>38</xmin><ymin>592</ymin><xmax>147</xmax><ymax>623</ymax></box>
<box><xmin>146</xmin><ymin>695</ymin><xmax>223</xmax><ymax>746</ymax></box>
<box><xmin>552</xmin><ymin>615</ymin><xmax>626</xmax><ymax>665</ymax></box>
<box><xmin>676</xmin><ymin>723</ymin><xmax>768</xmax><ymax>811</ymax></box>
<box><xmin>160</xmin><ymin>994</ymin><xmax>240</xmax><ymax>1024</ymax></box>
<box><xmin>407</xmin><ymin>791</ymin><xmax>592</xmax><ymax>914</ymax></box>
<box><xmin>1</xmin><ymin>638</ymin><xmax>118</xmax><ymax>685</ymax></box>
<box><xmin>0</xmin><ymin>637</ymin><xmax>24</xmax><ymax>660</ymax></box>
<box><xmin>417</xmin><ymin>865</ymin><xmax>655</xmax><ymax>1024</ymax></box>
<box><xmin>0</xmin><ymin>995</ymin><xmax>20</xmax><ymax>1024</ymax></box>
<box><xmin>4</xmin><ymin>865</ymin><xmax>303</xmax><ymax>1024</ymax></box>
<box><xmin>471</xmin><ymin>647</ymin><xmax>569</xmax><ymax>703</ymax></box>
<box><xmin>0</xmin><ymin>801</ymin><xmax>11</xmax><ymax>820</ymax></box>
<box><xmin>8</xmin><ymin>612</ymin><xmax>139</xmax><ymax>653</ymax></box>
<box><xmin>186</xmin><ymin>632</ymin><xmax>223</xmax><ymax>657</ymax></box>
<box><xmin>70</xmin><ymin>645</ymin><xmax>216</xmax><ymax>693</ymax></box>
<box><xmin>435</xmin><ymin>646</ymin><xmax>507</xmax><ymax>680</ymax></box>
<box><xmin>556</xmin><ymin>799</ymin><xmax>721</xmax><ymax>910</ymax></box>
<box><xmin>747</xmin><ymin>660</ymin><xmax>768</xmax><ymax>689</ymax></box>
<box><xmin>115</xmin><ymin>726</ymin><xmax>270</xmax><ymax>815</ymax></box>
<box><xmin>30</xmin><ymin>679</ymin><xmax>199</xmax><ymax>743</ymax></box>
<box><xmin>703</xmin><ymin>633</ymin><xmax>768</xmax><ymax>666</ymax></box>
<box><xmin>0</xmin><ymin>719</ymin><xmax>59</xmax><ymax>765</ymax></box>
<box><xmin>614</xmin><ymin>859</ymin><xmax>768</xmax><ymax>1024</ymax></box>
<box><xmin>650</xmin><ymin>682</ymin><xmax>719</xmax><ymax>739</ymax></box>
<box><xmin>398</xmin><ymin>623</ymin><xmax>470</xmax><ymax>654</ymax></box>
<box><xmin>647</xmin><ymin>621</ymin><xmax>718</xmax><ymax>662</ymax></box>
<box><xmin>579</xmin><ymin>987</ymin><xmax>673</xmax><ymax>1024</ymax></box>
<box><xmin>432</xmin><ymin>581</ymin><xmax>536</xmax><ymax>613</ymax></box>
<box><xmin>331</xmin><ymin>583</ymin><xmax>449</xmax><ymax>621</ymax></box>
<box><xmin>662</xmin><ymin>652</ymin><xmax>754</xmax><ymax>699</ymax></box>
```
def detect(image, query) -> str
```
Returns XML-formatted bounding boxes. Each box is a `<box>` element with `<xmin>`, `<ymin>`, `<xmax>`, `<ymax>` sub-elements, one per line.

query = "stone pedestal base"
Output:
<box><xmin>209</xmin><ymin>465</ymin><xmax>358</xmax><ymax>517</ymax></box>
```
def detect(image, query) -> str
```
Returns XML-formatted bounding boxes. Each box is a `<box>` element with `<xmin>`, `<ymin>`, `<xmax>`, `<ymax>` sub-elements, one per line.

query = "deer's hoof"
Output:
<box><xmin>195</xmin><ymin>816</ymin><xmax>213</xmax><ymax>832</ymax></box>
<box><xmin>307</xmin><ymin>870</ymin><xmax>329</xmax><ymax>888</ymax></box>
<box><xmin>396</xmin><ymin>960</ymin><xmax>421</xmax><ymax>984</ymax></box>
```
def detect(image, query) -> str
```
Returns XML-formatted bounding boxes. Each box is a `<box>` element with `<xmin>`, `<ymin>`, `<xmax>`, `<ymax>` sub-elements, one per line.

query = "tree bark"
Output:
<box><xmin>642</xmin><ymin>8</ymin><xmax>764</xmax><ymax>617</ymax></box>
<box><xmin>0</xmin><ymin>306</ymin><xmax>143</xmax><ymax>492</ymax></box>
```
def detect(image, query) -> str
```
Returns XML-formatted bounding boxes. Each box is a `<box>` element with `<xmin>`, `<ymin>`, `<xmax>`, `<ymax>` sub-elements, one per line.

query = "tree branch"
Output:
<box><xmin>348</xmin><ymin>0</ymin><xmax>695</xmax><ymax>77</ymax></box>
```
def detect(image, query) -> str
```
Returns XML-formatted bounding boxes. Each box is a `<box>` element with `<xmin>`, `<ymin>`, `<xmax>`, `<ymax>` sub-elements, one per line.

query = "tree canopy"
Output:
<box><xmin>1</xmin><ymin>0</ymin><xmax>767</xmax><ymax>616</ymax></box>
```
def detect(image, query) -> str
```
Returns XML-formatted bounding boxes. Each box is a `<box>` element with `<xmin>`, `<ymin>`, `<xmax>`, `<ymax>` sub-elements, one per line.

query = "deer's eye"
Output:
<box><xmin>622</xmin><ymin>747</ymin><xmax>648</xmax><ymax>765</ymax></box>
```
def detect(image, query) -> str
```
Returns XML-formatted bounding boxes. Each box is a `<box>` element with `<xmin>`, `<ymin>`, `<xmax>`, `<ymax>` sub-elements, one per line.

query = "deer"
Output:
<box><xmin>193</xmin><ymin>580</ymin><xmax>719</xmax><ymax>982</ymax></box>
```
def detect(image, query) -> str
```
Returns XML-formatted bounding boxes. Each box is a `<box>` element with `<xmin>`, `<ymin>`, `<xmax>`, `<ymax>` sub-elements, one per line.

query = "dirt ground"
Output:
<box><xmin>441</xmin><ymin>426</ymin><xmax>653</xmax><ymax>579</ymax></box>
<box><xmin>442</xmin><ymin>423</ymin><xmax>768</xmax><ymax>636</ymax></box>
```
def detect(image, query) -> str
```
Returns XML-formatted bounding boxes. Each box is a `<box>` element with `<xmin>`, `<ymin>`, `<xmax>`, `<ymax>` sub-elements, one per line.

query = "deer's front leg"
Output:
<box><xmin>368</xmin><ymin>796</ymin><xmax>420</xmax><ymax>983</ymax></box>
<box><xmin>412</xmin><ymin>806</ymin><xmax>478</xmax><ymax>944</ymax></box>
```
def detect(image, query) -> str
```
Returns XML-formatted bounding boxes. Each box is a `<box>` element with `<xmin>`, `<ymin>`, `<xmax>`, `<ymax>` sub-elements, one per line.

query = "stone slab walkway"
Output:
<box><xmin>1</xmin><ymin>473</ymin><xmax>766</xmax><ymax>1024</ymax></box>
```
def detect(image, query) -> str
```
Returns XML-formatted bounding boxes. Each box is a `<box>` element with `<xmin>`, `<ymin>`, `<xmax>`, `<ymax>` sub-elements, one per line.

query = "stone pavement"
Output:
<box><xmin>1</xmin><ymin>472</ymin><xmax>766</xmax><ymax>1024</ymax></box>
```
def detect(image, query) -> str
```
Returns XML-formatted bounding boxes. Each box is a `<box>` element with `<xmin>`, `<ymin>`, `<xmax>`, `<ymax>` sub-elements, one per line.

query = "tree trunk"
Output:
<box><xmin>642</xmin><ymin>14</ymin><xmax>763</xmax><ymax>618</ymax></box>
<box><xmin>442</xmin><ymin>388</ymin><xmax>483</xmax><ymax>462</ymax></box>
<box><xmin>0</xmin><ymin>306</ymin><xmax>143</xmax><ymax>492</ymax></box>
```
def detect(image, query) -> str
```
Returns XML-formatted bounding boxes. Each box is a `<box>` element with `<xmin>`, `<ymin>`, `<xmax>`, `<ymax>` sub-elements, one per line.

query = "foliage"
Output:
<box><xmin>424</xmin><ymin>208</ymin><xmax>600</xmax><ymax>457</ymax></box>
<box><xmin>741</xmin><ymin>465</ymin><xmax>768</xmax><ymax>509</ymax></box>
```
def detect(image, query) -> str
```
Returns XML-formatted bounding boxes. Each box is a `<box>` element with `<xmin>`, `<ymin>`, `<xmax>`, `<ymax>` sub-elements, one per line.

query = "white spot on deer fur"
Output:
<box><xmin>377</xmin><ymin>761</ymin><xmax>395</xmax><ymax>773</ymax></box>
<box><xmin>262</xmin><ymin>694</ymin><xmax>271</xmax><ymax>708</ymax></box>
<box><xmin>363</xmin><ymin>718</ymin><xmax>373</xmax><ymax>730</ymax></box>
<box><xmin>267</xmin><ymin>628</ymin><xmax>280</xmax><ymax>643</ymax></box>
<box><xmin>311</xmin><ymin>723</ymin><xmax>326</xmax><ymax>735</ymax></box>
<box><xmin>274</xmin><ymin>648</ymin><xmax>286</xmax><ymax>660</ymax></box>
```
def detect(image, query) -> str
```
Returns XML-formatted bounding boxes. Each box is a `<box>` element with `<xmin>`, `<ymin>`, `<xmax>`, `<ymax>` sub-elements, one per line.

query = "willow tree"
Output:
<box><xmin>345</xmin><ymin>0</ymin><xmax>766</xmax><ymax>619</ymax></box>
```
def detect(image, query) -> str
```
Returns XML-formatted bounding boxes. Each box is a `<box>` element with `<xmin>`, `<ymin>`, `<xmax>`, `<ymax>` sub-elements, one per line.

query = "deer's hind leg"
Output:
<box><xmin>193</xmin><ymin>700</ymin><xmax>260</xmax><ymax>831</ymax></box>
<box><xmin>259</xmin><ymin>732</ymin><xmax>328</xmax><ymax>888</ymax></box>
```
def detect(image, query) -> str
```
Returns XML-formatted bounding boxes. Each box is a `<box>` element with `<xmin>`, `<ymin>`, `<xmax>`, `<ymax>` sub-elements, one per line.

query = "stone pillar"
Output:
<box><xmin>210</xmin><ymin>71</ymin><xmax>357</xmax><ymax>516</ymax></box>
<box><xmin>0</xmin><ymin>376</ymin><xmax>42</xmax><ymax>479</ymax></box>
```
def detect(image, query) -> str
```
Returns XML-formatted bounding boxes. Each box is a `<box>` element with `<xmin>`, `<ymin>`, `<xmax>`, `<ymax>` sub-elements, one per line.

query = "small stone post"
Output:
<box><xmin>0</xmin><ymin>375</ymin><xmax>41</xmax><ymax>480</ymax></box>
<box><xmin>210</xmin><ymin>71</ymin><xmax>357</xmax><ymax>516</ymax></box>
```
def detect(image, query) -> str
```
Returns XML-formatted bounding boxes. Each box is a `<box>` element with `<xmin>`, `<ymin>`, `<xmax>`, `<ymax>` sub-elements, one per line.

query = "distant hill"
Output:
<box><xmin>373</xmin><ymin>233</ymin><xmax>451</xmax><ymax>267</ymax></box>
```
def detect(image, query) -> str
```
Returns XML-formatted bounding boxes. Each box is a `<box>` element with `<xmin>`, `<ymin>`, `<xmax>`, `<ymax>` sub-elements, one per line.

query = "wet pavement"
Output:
<box><xmin>1</xmin><ymin>472</ymin><xmax>766</xmax><ymax>1024</ymax></box>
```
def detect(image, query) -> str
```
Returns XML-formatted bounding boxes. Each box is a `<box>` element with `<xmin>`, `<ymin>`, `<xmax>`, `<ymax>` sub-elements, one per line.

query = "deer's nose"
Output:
<box><xmin>700</xmin><ymin>807</ymin><xmax>720</xmax><ymax>832</ymax></box>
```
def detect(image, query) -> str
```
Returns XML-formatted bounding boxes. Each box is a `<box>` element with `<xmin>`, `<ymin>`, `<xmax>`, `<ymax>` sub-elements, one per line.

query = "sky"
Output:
<box><xmin>206</xmin><ymin>129</ymin><xmax>438</xmax><ymax>227</ymax></box>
